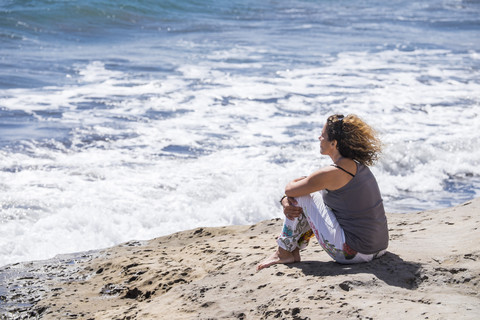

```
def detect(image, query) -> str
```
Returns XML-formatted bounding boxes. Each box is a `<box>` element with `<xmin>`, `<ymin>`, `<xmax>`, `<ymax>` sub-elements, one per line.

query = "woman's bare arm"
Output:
<box><xmin>284</xmin><ymin>167</ymin><xmax>340</xmax><ymax>197</ymax></box>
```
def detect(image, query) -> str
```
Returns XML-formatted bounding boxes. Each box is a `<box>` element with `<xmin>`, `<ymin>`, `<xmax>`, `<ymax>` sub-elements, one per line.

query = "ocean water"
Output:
<box><xmin>0</xmin><ymin>0</ymin><xmax>479</xmax><ymax>267</ymax></box>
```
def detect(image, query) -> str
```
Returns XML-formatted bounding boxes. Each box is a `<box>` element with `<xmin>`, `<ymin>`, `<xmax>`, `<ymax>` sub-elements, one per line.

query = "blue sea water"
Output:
<box><xmin>0</xmin><ymin>0</ymin><xmax>479</xmax><ymax>266</ymax></box>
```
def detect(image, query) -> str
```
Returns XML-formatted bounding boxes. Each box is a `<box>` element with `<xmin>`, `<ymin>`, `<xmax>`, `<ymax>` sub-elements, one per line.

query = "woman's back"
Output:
<box><xmin>322</xmin><ymin>163</ymin><xmax>388</xmax><ymax>254</ymax></box>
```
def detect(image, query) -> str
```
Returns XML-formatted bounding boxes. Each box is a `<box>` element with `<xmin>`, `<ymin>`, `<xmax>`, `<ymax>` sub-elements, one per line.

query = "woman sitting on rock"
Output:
<box><xmin>257</xmin><ymin>114</ymin><xmax>389</xmax><ymax>270</ymax></box>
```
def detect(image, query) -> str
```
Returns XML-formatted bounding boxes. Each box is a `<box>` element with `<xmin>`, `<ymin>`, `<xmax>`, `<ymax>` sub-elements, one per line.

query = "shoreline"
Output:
<box><xmin>1</xmin><ymin>198</ymin><xmax>479</xmax><ymax>319</ymax></box>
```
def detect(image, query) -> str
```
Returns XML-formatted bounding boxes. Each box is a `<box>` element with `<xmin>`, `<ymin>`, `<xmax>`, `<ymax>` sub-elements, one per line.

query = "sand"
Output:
<box><xmin>1</xmin><ymin>198</ymin><xmax>479</xmax><ymax>320</ymax></box>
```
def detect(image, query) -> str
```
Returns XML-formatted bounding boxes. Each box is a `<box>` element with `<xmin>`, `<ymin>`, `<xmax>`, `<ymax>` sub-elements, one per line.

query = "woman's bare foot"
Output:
<box><xmin>256</xmin><ymin>247</ymin><xmax>301</xmax><ymax>271</ymax></box>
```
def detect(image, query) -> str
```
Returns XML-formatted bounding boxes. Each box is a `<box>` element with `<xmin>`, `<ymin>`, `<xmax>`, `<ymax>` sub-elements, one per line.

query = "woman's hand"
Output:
<box><xmin>281</xmin><ymin>196</ymin><xmax>303</xmax><ymax>220</ymax></box>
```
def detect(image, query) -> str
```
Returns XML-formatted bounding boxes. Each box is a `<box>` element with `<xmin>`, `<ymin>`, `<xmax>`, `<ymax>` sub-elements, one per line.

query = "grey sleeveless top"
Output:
<box><xmin>322</xmin><ymin>162</ymin><xmax>388</xmax><ymax>254</ymax></box>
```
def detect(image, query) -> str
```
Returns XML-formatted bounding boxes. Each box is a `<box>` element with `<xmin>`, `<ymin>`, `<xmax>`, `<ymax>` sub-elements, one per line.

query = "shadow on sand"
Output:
<box><xmin>291</xmin><ymin>251</ymin><xmax>423</xmax><ymax>290</ymax></box>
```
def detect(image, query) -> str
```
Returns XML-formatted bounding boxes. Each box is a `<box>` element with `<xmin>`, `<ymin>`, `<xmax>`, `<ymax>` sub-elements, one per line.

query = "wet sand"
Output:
<box><xmin>1</xmin><ymin>198</ymin><xmax>479</xmax><ymax>319</ymax></box>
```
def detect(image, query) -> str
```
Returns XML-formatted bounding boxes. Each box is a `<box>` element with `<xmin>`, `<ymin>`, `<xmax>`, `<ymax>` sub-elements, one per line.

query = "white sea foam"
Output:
<box><xmin>0</xmin><ymin>48</ymin><xmax>479</xmax><ymax>266</ymax></box>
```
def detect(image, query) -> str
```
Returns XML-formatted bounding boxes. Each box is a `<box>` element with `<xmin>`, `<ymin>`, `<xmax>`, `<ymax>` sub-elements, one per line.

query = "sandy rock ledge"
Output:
<box><xmin>1</xmin><ymin>198</ymin><xmax>479</xmax><ymax>319</ymax></box>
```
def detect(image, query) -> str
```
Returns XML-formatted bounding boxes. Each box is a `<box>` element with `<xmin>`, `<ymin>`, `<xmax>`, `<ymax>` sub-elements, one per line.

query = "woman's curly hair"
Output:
<box><xmin>326</xmin><ymin>114</ymin><xmax>382</xmax><ymax>166</ymax></box>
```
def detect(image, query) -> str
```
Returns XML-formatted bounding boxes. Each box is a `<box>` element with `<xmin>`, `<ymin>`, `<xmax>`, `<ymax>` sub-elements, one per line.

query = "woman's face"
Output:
<box><xmin>319</xmin><ymin>125</ymin><xmax>332</xmax><ymax>155</ymax></box>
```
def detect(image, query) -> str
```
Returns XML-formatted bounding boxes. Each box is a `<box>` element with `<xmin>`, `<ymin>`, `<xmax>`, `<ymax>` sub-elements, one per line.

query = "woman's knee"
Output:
<box><xmin>294</xmin><ymin>195</ymin><xmax>313</xmax><ymax>208</ymax></box>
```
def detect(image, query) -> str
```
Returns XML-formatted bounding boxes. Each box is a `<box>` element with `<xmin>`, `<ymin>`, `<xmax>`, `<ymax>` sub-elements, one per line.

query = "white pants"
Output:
<box><xmin>277</xmin><ymin>193</ymin><xmax>386</xmax><ymax>264</ymax></box>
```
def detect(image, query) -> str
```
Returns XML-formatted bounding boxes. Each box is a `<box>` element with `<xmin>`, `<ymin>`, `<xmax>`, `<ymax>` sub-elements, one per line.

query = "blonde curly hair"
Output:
<box><xmin>326</xmin><ymin>114</ymin><xmax>382</xmax><ymax>166</ymax></box>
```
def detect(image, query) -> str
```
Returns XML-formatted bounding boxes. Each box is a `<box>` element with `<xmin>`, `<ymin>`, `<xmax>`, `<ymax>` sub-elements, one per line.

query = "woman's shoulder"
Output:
<box><xmin>319</xmin><ymin>160</ymin><xmax>356</xmax><ymax>191</ymax></box>
<box><xmin>335</xmin><ymin>158</ymin><xmax>358</xmax><ymax>176</ymax></box>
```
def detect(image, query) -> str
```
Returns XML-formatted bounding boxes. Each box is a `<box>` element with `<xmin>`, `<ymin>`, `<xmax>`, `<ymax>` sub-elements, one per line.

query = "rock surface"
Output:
<box><xmin>1</xmin><ymin>198</ymin><xmax>479</xmax><ymax>319</ymax></box>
